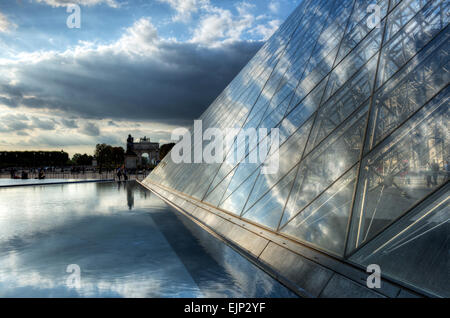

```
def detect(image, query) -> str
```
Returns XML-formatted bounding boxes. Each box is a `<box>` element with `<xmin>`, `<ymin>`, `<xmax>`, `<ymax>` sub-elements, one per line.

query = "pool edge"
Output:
<box><xmin>137</xmin><ymin>180</ymin><xmax>427</xmax><ymax>298</ymax></box>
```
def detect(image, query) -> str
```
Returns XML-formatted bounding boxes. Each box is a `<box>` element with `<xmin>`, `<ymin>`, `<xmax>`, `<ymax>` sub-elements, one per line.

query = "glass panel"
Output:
<box><xmin>203</xmin><ymin>167</ymin><xmax>236</xmax><ymax>207</ymax></box>
<box><xmin>292</xmin><ymin>0</ymin><xmax>353</xmax><ymax>95</ymax></box>
<box><xmin>269</xmin><ymin>82</ymin><xmax>296</xmax><ymax>114</ymax></box>
<box><xmin>366</xmin><ymin>27</ymin><xmax>449</xmax><ymax>151</ymax></box>
<box><xmin>324</xmin><ymin>24</ymin><xmax>383</xmax><ymax>103</ymax></box>
<box><xmin>221</xmin><ymin>161</ymin><xmax>260</xmax><ymax>203</ymax></box>
<box><xmin>390</xmin><ymin>0</ymin><xmax>403</xmax><ymax>8</ymax></box>
<box><xmin>246</xmin><ymin>118</ymin><xmax>313</xmax><ymax>210</ymax></box>
<box><xmin>347</xmin><ymin>87</ymin><xmax>449</xmax><ymax>252</ymax></box>
<box><xmin>190</xmin><ymin>163</ymin><xmax>221</xmax><ymax>200</ymax></box>
<box><xmin>204</xmin><ymin>161</ymin><xmax>234</xmax><ymax>199</ymax></box>
<box><xmin>219</xmin><ymin>169</ymin><xmax>260</xmax><ymax>216</ymax></box>
<box><xmin>283</xmin><ymin>104</ymin><xmax>368</xmax><ymax>224</ymax></box>
<box><xmin>305</xmin><ymin>55</ymin><xmax>378</xmax><ymax>154</ymax></box>
<box><xmin>281</xmin><ymin>76</ymin><xmax>328</xmax><ymax>142</ymax></box>
<box><xmin>179</xmin><ymin>165</ymin><xmax>204</xmax><ymax>195</ymax></box>
<box><xmin>259</xmin><ymin>95</ymin><xmax>290</xmax><ymax>131</ymax></box>
<box><xmin>308</xmin><ymin>0</ymin><xmax>354</xmax><ymax>62</ymax></box>
<box><xmin>219</xmin><ymin>131</ymin><xmax>278</xmax><ymax>202</ymax></box>
<box><xmin>242</xmin><ymin>168</ymin><xmax>297</xmax><ymax>230</ymax></box>
<box><xmin>377</xmin><ymin>0</ymin><xmax>450</xmax><ymax>88</ymax></box>
<box><xmin>384</xmin><ymin>0</ymin><xmax>431</xmax><ymax>43</ymax></box>
<box><xmin>286</xmin><ymin>0</ymin><xmax>339</xmax><ymax>112</ymax></box>
<box><xmin>336</xmin><ymin>0</ymin><xmax>389</xmax><ymax>64</ymax></box>
<box><xmin>280</xmin><ymin>166</ymin><xmax>358</xmax><ymax>256</ymax></box>
<box><xmin>350</xmin><ymin>186</ymin><xmax>449</xmax><ymax>297</ymax></box>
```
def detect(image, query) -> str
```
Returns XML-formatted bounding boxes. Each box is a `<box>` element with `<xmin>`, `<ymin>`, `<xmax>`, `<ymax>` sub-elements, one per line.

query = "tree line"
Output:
<box><xmin>0</xmin><ymin>151</ymin><xmax>70</xmax><ymax>169</ymax></box>
<box><xmin>0</xmin><ymin>143</ymin><xmax>175</xmax><ymax>169</ymax></box>
<box><xmin>94</xmin><ymin>144</ymin><xmax>125</xmax><ymax>170</ymax></box>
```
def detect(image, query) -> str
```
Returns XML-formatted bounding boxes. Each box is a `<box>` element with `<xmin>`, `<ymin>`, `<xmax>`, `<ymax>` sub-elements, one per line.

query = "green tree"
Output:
<box><xmin>111</xmin><ymin>147</ymin><xmax>125</xmax><ymax>166</ymax></box>
<box><xmin>94</xmin><ymin>144</ymin><xmax>125</xmax><ymax>169</ymax></box>
<box><xmin>72</xmin><ymin>153</ymin><xmax>93</xmax><ymax>166</ymax></box>
<box><xmin>0</xmin><ymin>151</ymin><xmax>69</xmax><ymax>168</ymax></box>
<box><xmin>95</xmin><ymin>144</ymin><xmax>112</xmax><ymax>170</ymax></box>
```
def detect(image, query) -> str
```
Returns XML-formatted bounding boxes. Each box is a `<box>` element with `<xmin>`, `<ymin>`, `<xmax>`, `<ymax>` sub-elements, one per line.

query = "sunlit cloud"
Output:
<box><xmin>0</xmin><ymin>12</ymin><xmax>16</xmax><ymax>33</ymax></box>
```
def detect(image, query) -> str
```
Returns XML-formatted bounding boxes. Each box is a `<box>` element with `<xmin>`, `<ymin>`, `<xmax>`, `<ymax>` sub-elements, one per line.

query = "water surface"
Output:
<box><xmin>0</xmin><ymin>181</ymin><xmax>297</xmax><ymax>298</ymax></box>
<box><xmin>0</xmin><ymin>179</ymin><xmax>81</xmax><ymax>187</ymax></box>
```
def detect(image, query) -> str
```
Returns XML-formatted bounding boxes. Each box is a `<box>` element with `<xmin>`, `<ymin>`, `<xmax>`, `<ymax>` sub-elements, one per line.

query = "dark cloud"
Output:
<box><xmin>7</xmin><ymin>121</ymin><xmax>29</xmax><ymax>131</ymax></box>
<box><xmin>0</xmin><ymin>84</ymin><xmax>23</xmax><ymax>102</ymax></box>
<box><xmin>31</xmin><ymin>117</ymin><xmax>56</xmax><ymax>130</ymax></box>
<box><xmin>0</xmin><ymin>114</ymin><xmax>56</xmax><ymax>133</ymax></box>
<box><xmin>81</xmin><ymin>122</ymin><xmax>100</xmax><ymax>136</ymax></box>
<box><xmin>0</xmin><ymin>39</ymin><xmax>262</xmax><ymax>125</ymax></box>
<box><xmin>60</xmin><ymin>118</ymin><xmax>79</xmax><ymax>128</ymax></box>
<box><xmin>0</xmin><ymin>114</ymin><xmax>30</xmax><ymax>132</ymax></box>
<box><xmin>0</xmin><ymin>96</ymin><xmax>18</xmax><ymax>107</ymax></box>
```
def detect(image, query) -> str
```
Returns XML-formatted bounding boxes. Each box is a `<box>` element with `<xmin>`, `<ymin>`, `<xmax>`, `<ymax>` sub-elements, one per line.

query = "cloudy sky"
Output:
<box><xmin>0</xmin><ymin>0</ymin><xmax>300</xmax><ymax>156</ymax></box>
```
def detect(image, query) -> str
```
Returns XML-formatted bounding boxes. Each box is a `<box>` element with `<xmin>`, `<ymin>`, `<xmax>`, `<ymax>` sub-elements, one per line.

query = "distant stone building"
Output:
<box><xmin>125</xmin><ymin>135</ymin><xmax>159</xmax><ymax>169</ymax></box>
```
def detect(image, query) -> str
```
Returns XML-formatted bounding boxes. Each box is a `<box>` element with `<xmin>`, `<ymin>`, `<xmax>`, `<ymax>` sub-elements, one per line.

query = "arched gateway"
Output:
<box><xmin>125</xmin><ymin>135</ymin><xmax>159</xmax><ymax>169</ymax></box>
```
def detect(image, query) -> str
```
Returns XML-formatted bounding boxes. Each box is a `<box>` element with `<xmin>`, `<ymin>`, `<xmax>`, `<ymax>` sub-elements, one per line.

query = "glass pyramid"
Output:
<box><xmin>145</xmin><ymin>0</ymin><xmax>449</xmax><ymax>297</ymax></box>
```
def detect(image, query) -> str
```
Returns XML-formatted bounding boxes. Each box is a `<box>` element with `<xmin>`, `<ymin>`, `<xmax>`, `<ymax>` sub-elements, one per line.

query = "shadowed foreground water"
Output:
<box><xmin>0</xmin><ymin>181</ymin><xmax>297</xmax><ymax>298</ymax></box>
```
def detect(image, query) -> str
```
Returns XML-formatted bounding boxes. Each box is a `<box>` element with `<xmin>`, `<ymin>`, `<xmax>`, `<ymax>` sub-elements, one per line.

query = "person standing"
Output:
<box><xmin>426</xmin><ymin>162</ymin><xmax>433</xmax><ymax>188</ymax></box>
<box><xmin>431</xmin><ymin>160</ymin><xmax>440</xmax><ymax>186</ymax></box>
<box><xmin>117</xmin><ymin>168</ymin><xmax>122</xmax><ymax>181</ymax></box>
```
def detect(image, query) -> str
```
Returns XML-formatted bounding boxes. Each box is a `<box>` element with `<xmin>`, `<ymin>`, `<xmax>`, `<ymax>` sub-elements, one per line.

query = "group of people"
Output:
<box><xmin>116</xmin><ymin>167</ymin><xmax>128</xmax><ymax>182</ymax></box>
<box><xmin>9</xmin><ymin>168</ymin><xmax>45</xmax><ymax>180</ymax></box>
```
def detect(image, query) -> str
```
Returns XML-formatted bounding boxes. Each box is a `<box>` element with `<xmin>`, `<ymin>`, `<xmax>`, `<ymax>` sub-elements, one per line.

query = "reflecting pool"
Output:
<box><xmin>0</xmin><ymin>181</ymin><xmax>297</xmax><ymax>298</ymax></box>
